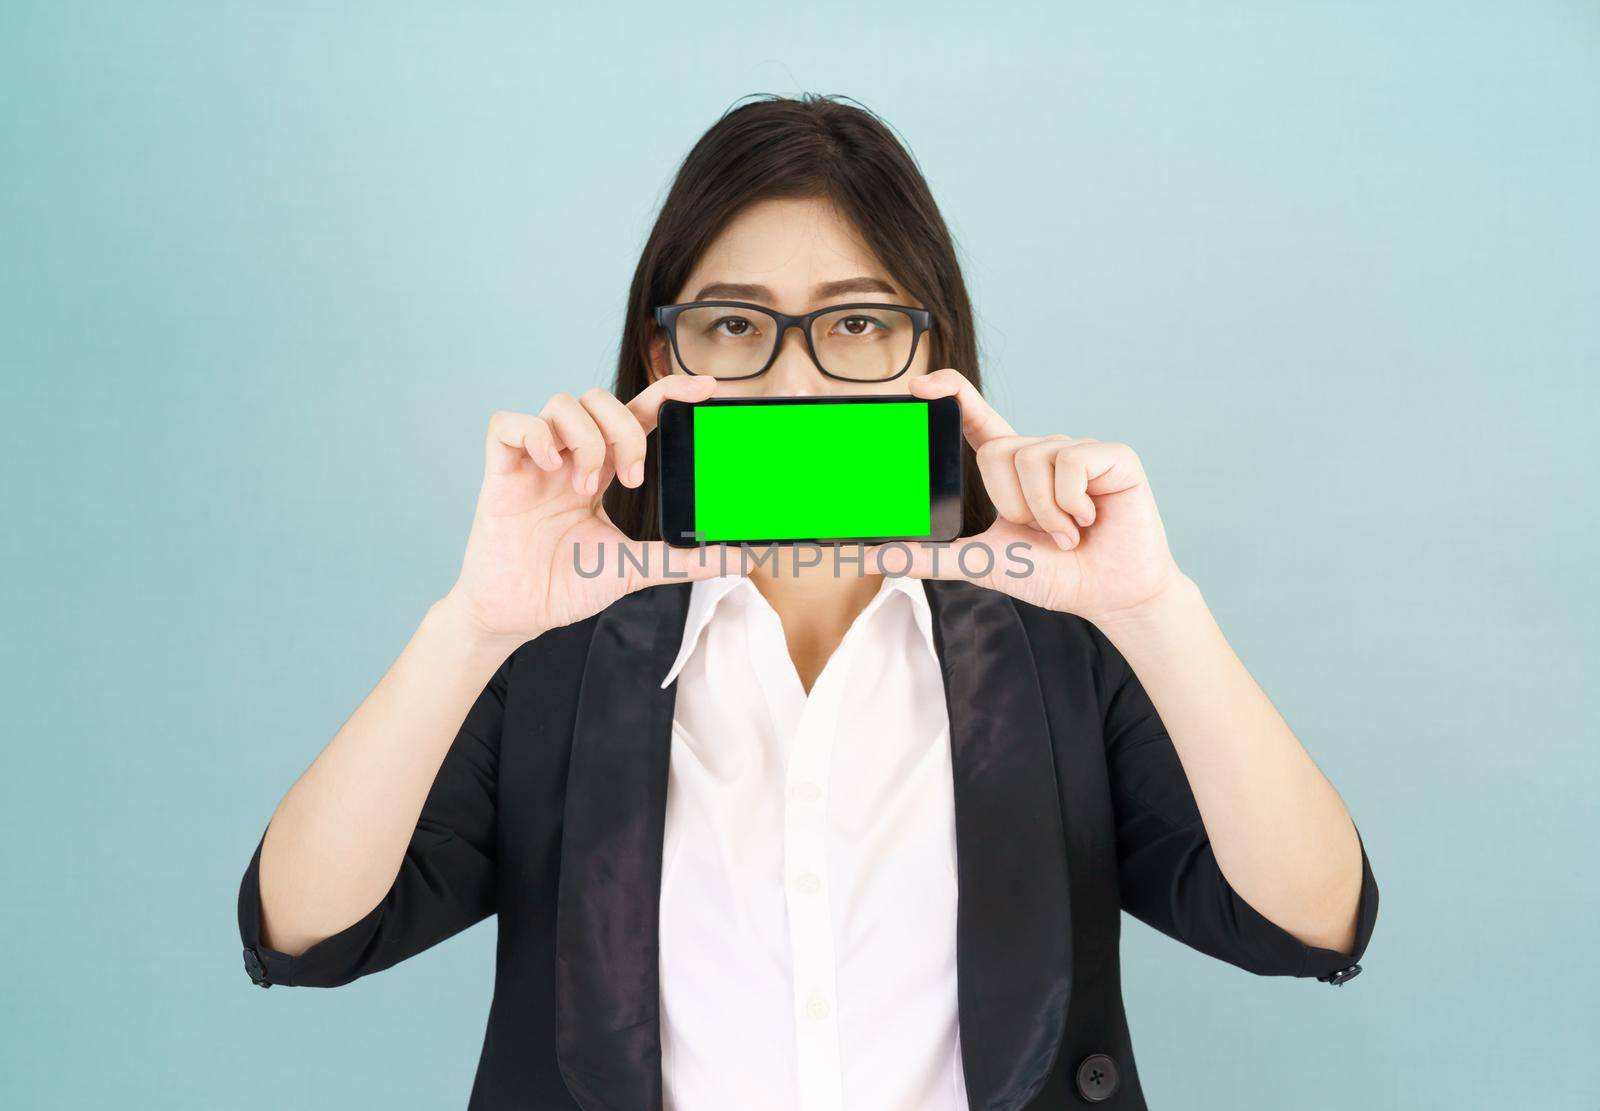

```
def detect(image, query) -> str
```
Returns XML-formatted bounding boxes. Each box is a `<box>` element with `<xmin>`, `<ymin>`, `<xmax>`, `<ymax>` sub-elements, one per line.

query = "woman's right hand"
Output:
<box><xmin>259</xmin><ymin>380</ymin><xmax>743</xmax><ymax>957</ymax></box>
<box><xmin>437</xmin><ymin>373</ymin><xmax>742</xmax><ymax>648</ymax></box>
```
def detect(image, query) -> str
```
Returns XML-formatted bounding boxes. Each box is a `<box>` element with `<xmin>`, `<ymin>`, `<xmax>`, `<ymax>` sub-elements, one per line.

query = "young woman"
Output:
<box><xmin>237</xmin><ymin>94</ymin><xmax>1378</xmax><ymax>1110</ymax></box>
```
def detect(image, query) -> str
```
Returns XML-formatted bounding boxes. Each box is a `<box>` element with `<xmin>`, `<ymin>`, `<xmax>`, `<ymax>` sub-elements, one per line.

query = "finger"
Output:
<box><xmin>1049</xmin><ymin>518</ymin><xmax>1081</xmax><ymax>550</ymax></box>
<box><xmin>578</xmin><ymin>387</ymin><xmax>649</xmax><ymax>490</ymax></box>
<box><xmin>541</xmin><ymin>392</ymin><xmax>608</xmax><ymax>496</ymax></box>
<box><xmin>906</xmin><ymin>367</ymin><xmax>1016</xmax><ymax>448</ymax></box>
<box><xmin>485</xmin><ymin>411</ymin><xmax>561</xmax><ymax>476</ymax></box>
<box><xmin>625</xmin><ymin>373</ymin><xmax>719</xmax><ymax>436</ymax></box>
<box><xmin>1015</xmin><ymin>438</ymin><xmax>1084</xmax><ymax>536</ymax></box>
<box><xmin>861</xmin><ymin>536</ymin><xmax>1003</xmax><ymax>587</ymax></box>
<box><xmin>975</xmin><ymin>435</ymin><xmax>1037</xmax><ymax>526</ymax></box>
<box><xmin>1051</xmin><ymin>443</ymin><xmax>1098</xmax><ymax>529</ymax></box>
<box><xmin>618</xmin><ymin>540</ymin><xmax>750</xmax><ymax>594</ymax></box>
<box><xmin>1058</xmin><ymin>440</ymin><xmax>1145</xmax><ymax>500</ymax></box>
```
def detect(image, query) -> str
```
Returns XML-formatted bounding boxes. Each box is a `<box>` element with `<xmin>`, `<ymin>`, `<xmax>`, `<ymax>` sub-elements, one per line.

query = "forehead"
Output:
<box><xmin>676</xmin><ymin>195</ymin><xmax>899</xmax><ymax>304</ymax></box>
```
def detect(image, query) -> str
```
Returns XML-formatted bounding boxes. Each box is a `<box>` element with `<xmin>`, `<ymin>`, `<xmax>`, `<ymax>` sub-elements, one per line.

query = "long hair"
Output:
<box><xmin>603</xmin><ymin>93</ymin><xmax>995</xmax><ymax>540</ymax></box>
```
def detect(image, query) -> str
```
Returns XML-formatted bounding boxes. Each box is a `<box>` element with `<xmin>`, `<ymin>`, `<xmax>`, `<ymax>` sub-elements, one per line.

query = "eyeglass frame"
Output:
<box><xmin>653</xmin><ymin>300</ymin><xmax>935</xmax><ymax>382</ymax></box>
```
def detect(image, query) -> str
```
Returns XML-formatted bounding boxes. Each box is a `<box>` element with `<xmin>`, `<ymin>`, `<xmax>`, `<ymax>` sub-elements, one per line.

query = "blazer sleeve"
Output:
<box><xmin>236</xmin><ymin>650</ymin><xmax>511</xmax><ymax>989</ymax></box>
<box><xmin>1091</xmin><ymin>624</ymin><xmax>1379</xmax><ymax>982</ymax></box>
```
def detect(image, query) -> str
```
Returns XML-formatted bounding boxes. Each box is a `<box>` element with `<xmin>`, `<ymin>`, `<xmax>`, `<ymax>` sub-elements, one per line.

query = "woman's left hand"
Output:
<box><xmin>871</xmin><ymin>368</ymin><xmax>1188</xmax><ymax>622</ymax></box>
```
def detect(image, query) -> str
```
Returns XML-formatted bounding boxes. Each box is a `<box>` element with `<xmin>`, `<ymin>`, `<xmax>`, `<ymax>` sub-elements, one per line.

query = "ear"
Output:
<box><xmin>646</xmin><ymin>333</ymin><xmax>672</xmax><ymax>385</ymax></box>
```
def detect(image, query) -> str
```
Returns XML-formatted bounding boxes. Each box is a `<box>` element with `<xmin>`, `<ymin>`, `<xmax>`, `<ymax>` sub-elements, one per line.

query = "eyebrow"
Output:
<box><xmin>690</xmin><ymin>276</ymin><xmax>900</xmax><ymax>302</ymax></box>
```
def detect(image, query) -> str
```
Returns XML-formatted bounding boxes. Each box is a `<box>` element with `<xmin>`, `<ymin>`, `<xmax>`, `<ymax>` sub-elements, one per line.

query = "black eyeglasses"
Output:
<box><xmin>654</xmin><ymin>300</ymin><xmax>933</xmax><ymax>382</ymax></box>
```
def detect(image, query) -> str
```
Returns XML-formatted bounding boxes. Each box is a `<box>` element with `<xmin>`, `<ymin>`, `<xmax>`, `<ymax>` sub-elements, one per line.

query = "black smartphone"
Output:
<box><xmin>657</xmin><ymin>394</ymin><xmax>963</xmax><ymax>547</ymax></box>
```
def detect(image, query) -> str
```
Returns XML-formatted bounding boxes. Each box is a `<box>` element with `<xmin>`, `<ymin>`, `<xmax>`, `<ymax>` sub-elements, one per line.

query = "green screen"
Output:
<box><xmin>693</xmin><ymin>401</ymin><xmax>932</xmax><ymax>541</ymax></box>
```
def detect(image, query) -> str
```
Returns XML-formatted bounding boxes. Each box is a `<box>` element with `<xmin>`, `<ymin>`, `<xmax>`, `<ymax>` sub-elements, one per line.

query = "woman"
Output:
<box><xmin>237</xmin><ymin>94</ymin><xmax>1378</xmax><ymax>1110</ymax></box>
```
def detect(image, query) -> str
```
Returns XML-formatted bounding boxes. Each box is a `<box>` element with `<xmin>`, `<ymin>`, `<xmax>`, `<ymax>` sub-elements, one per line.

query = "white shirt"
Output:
<box><xmin>656</xmin><ymin>572</ymin><xmax>968</xmax><ymax>1111</ymax></box>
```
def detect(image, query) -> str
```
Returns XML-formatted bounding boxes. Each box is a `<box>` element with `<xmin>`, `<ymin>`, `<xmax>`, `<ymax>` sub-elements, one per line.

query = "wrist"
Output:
<box><xmin>426</xmin><ymin>591</ymin><xmax>538</xmax><ymax>666</ymax></box>
<box><xmin>1084</xmin><ymin>571</ymin><xmax>1206</xmax><ymax>643</ymax></box>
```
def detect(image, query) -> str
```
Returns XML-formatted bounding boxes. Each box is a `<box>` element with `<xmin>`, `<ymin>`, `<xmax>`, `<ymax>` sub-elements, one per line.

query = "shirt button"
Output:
<box><xmin>794</xmin><ymin>871</ymin><xmax>822</xmax><ymax>894</ymax></box>
<box><xmin>792</xmin><ymin>782</ymin><xmax>822</xmax><ymax>802</ymax></box>
<box><xmin>805</xmin><ymin>995</ymin><xmax>831</xmax><ymax>1021</ymax></box>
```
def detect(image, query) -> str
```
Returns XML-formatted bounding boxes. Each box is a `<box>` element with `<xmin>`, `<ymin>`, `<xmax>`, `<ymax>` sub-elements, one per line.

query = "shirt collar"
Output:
<box><xmin>658</xmin><ymin>572</ymin><xmax>938</xmax><ymax>689</ymax></box>
<box><xmin>659</xmin><ymin>574</ymin><xmax>750</xmax><ymax>689</ymax></box>
<box><xmin>883</xmin><ymin>572</ymin><xmax>939</xmax><ymax>665</ymax></box>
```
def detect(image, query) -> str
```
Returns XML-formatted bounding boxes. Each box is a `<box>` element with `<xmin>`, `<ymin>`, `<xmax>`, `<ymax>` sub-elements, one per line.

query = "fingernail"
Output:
<box><xmin>626</xmin><ymin>461</ymin><xmax>644</xmax><ymax>486</ymax></box>
<box><xmin>585</xmin><ymin>470</ymin><xmax>600</xmax><ymax>495</ymax></box>
<box><xmin>1073</xmin><ymin>513</ymin><xmax>1091</xmax><ymax>529</ymax></box>
<box><xmin>1051</xmin><ymin>531</ymin><xmax>1074</xmax><ymax>550</ymax></box>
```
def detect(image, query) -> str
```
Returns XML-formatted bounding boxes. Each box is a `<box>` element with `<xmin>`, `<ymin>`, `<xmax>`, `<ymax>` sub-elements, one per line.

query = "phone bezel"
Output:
<box><xmin>656</xmin><ymin>394</ymin><xmax>964</xmax><ymax>548</ymax></box>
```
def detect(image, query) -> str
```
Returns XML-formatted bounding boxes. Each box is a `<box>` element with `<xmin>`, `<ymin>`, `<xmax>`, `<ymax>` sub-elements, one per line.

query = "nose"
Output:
<box><xmin>761</xmin><ymin>323</ymin><xmax>822</xmax><ymax>396</ymax></box>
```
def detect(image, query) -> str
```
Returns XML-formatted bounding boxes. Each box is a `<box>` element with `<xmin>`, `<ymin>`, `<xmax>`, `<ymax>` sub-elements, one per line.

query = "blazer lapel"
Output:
<box><xmin>553</xmin><ymin>577</ymin><xmax>1074</xmax><ymax>1111</ymax></box>
<box><xmin>554</xmin><ymin>580</ymin><xmax>690</xmax><ymax>1111</ymax></box>
<box><xmin>925</xmin><ymin>579</ymin><xmax>1075</xmax><ymax>1111</ymax></box>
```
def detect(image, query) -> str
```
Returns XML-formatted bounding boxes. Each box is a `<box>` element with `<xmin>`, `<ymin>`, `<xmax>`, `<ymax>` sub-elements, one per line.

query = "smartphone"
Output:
<box><xmin>657</xmin><ymin>394</ymin><xmax>963</xmax><ymax>547</ymax></box>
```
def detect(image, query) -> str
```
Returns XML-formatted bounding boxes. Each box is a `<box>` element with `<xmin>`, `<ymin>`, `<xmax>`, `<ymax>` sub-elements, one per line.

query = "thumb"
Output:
<box><xmin>860</xmin><ymin>538</ymin><xmax>987</xmax><ymax>583</ymax></box>
<box><xmin>618</xmin><ymin>540</ymin><xmax>750</xmax><ymax>595</ymax></box>
<box><xmin>863</xmin><ymin>534</ymin><xmax>1046</xmax><ymax>589</ymax></box>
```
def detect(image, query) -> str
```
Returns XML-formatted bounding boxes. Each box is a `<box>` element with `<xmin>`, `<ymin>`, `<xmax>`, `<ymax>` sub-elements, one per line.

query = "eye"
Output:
<box><xmin>830</xmin><ymin>314</ymin><xmax>889</xmax><ymax>338</ymax></box>
<box><xmin>708</xmin><ymin>315</ymin><xmax>762</xmax><ymax>339</ymax></box>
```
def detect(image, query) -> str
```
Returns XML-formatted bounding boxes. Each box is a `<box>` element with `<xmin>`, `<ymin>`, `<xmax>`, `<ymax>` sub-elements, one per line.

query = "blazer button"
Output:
<box><xmin>1075</xmin><ymin>1053</ymin><xmax>1119</xmax><ymax>1102</ymax></box>
<box><xmin>242</xmin><ymin>946</ymin><xmax>270</xmax><ymax>988</ymax></box>
<box><xmin>1318</xmin><ymin>963</ymin><xmax>1363</xmax><ymax>986</ymax></box>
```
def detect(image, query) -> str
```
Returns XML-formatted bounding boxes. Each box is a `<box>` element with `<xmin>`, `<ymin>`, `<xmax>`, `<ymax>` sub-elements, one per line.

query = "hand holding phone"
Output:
<box><xmin>439</xmin><ymin>375</ymin><xmax>743</xmax><ymax>646</ymax></box>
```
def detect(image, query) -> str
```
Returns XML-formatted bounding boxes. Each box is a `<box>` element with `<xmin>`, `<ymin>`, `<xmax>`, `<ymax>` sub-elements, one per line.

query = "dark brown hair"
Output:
<box><xmin>603</xmin><ymin>93</ymin><xmax>995</xmax><ymax>541</ymax></box>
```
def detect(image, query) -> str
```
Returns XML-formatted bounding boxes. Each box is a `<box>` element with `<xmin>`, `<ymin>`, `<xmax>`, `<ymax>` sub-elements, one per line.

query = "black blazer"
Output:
<box><xmin>237</xmin><ymin>578</ymin><xmax>1378</xmax><ymax>1110</ymax></box>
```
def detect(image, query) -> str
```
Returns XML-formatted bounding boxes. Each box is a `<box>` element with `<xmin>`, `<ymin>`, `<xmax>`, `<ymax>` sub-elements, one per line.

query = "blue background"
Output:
<box><xmin>3</xmin><ymin>2</ymin><xmax>1596</xmax><ymax>1107</ymax></box>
